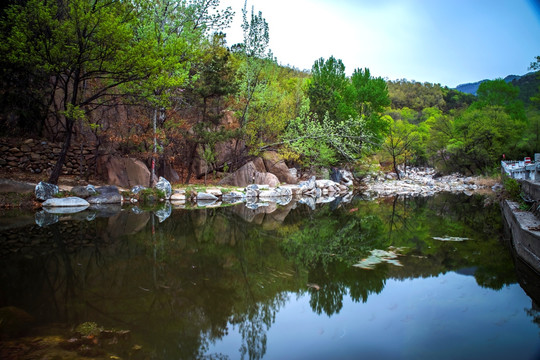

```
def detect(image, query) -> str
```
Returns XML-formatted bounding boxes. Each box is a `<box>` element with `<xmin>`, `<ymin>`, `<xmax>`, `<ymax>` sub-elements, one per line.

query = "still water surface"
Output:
<box><xmin>1</xmin><ymin>193</ymin><xmax>539</xmax><ymax>359</ymax></box>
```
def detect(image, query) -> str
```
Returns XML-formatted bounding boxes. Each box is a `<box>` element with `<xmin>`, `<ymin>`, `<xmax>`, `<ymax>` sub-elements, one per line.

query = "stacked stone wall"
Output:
<box><xmin>0</xmin><ymin>138</ymin><xmax>96</xmax><ymax>176</ymax></box>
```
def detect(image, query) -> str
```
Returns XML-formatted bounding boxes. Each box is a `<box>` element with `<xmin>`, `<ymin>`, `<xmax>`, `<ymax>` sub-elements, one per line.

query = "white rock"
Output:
<box><xmin>42</xmin><ymin>196</ymin><xmax>90</xmax><ymax>208</ymax></box>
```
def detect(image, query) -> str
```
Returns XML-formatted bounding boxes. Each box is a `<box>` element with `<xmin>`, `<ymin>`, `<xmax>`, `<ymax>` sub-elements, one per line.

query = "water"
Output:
<box><xmin>0</xmin><ymin>193</ymin><xmax>539</xmax><ymax>359</ymax></box>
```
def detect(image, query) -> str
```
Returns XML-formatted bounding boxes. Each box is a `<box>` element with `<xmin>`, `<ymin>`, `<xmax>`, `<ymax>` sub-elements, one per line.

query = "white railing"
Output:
<box><xmin>502</xmin><ymin>160</ymin><xmax>538</xmax><ymax>181</ymax></box>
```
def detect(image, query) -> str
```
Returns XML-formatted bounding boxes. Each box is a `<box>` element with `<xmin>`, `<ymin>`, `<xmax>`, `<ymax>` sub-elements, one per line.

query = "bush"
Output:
<box><xmin>502</xmin><ymin>177</ymin><xmax>521</xmax><ymax>200</ymax></box>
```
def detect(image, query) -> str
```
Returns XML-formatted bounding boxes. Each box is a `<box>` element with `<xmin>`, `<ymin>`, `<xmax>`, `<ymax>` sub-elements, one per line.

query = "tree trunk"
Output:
<box><xmin>392</xmin><ymin>154</ymin><xmax>401</xmax><ymax>180</ymax></box>
<box><xmin>184</xmin><ymin>143</ymin><xmax>198</xmax><ymax>184</ymax></box>
<box><xmin>48</xmin><ymin>119</ymin><xmax>74</xmax><ymax>184</ymax></box>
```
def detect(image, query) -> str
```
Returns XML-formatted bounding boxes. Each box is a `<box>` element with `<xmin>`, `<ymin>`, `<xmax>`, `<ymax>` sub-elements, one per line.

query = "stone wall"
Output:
<box><xmin>519</xmin><ymin>179</ymin><xmax>540</xmax><ymax>201</ymax></box>
<box><xmin>0</xmin><ymin>138</ymin><xmax>96</xmax><ymax>176</ymax></box>
<box><xmin>501</xmin><ymin>200</ymin><xmax>540</xmax><ymax>274</ymax></box>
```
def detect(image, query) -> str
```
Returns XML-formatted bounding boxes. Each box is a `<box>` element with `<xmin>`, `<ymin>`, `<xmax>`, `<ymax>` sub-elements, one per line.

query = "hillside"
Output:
<box><xmin>454</xmin><ymin>72</ymin><xmax>539</xmax><ymax>108</ymax></box>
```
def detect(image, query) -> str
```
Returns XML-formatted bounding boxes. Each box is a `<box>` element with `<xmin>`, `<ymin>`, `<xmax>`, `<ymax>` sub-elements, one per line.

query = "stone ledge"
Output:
<box><xmin>502</xmin><ymin>200</ymin><xmax>540</xmax><ymax>274</ymax></box>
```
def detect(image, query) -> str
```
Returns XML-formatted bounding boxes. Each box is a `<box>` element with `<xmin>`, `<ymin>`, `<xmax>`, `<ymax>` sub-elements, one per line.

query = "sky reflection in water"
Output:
<box><xmin>1</xmin><ymin>193</ymin><xmax>540</xmax><ymax>359</ymax></box>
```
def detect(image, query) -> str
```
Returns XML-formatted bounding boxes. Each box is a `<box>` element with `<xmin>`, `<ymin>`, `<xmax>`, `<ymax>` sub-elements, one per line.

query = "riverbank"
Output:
<box><xmin>364</xmin><ymin>167</ymin><xmax>499</xmax><ymax>197</ymax></box>
<box><xmin>0</xmin><ymin>167</ymin><xmax>502</xmax><ymax>210</ymax></box>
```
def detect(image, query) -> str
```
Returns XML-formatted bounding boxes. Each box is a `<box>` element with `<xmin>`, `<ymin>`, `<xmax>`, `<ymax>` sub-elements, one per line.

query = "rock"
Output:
<box><xmin>0</xmin><ymin>179</ymin><xmax>35</xmax><ymax>193</ymax></box>
<box><xmin>298</xmin><ymin>196</ymin><xmax>316</xmax><ymax>210</ymax></box>
<box><xmin>339</xmin><ymin>169</ymin><xmax>354</xmax><ymax>186</ymax></box>
<box><xmin>35</xmin><ymin>181</ymin><xmax>59</xmax><ymax>201</ymax></box>
<box><xmin>197</xmin><ymin>192</ymin><xmax>219</xmax><ymax>201</ymax></box>
<box><xmin>330</xmin><ymin>167</ymin><xmax>342</xmax><ymax>183</ymax></box>
<box><xmin>35</xmin><ymin>210</ymin><xmax>59</xmax><ymax>227</ymax></box>
<box><xmin>280</xmin><ymin>184</ymin><xmax>303</xmax><ymax>196</ymax></box>
<box><xmin>255</xmin><ymin>172</ymin><xmax>280</xmax><ymax>187</ymax></box>
<box><xmin>71</xmin><ymin>184</ymin><xmax>97</xmax><ymax>198</ymax></box>
<box><xmin>162</xmin><ymin>161</ymin><xmax>180</xmax><ymax>184</ymax></box>
<box><xmin>492</xmin><ymin>183</ymin><xmax>503</xmax><ymax>192</ymax></box>
<box><xmin>262</xmin><ymin>151</ymin><xmax>297</xmax><ymax>184</ymax></box>
<box><xmin>298</xmin><ymin>176</ymin><xmax>316</xmax><ymax>193</ymax></box>
<box><xmin>197</xmin><ymin>198</ymin><xmax>218</xmax><ymax>207</ymax></box>
<box><xmin>205</xmin><ymin>188</ymin><xmax>223</xmax><ymax>197</ymax></box>
<box><xmin>289</xmin><ymin>168</ymin><xmax>298</xmax><ymax>179</ymax></box>
<box><xmin>43</xmin><ymin>205</ymin><xmax>90</xmax><ymax>214</ymax></box>
<box><xmin>131</xmin><ymin>185</ymin><xmax>147</xmax><ymax>195</ymax></box>
<box><xmin>90</xmin><ymin>204</ymin><xmax>122</xmax><ymax>217</ymax></box>
<box><xmin>96</xmin><ymin>155</ymin><xmax>151</xmax><ymax>188</ymax></box>
<box><xmin>87</xmin><ymin>186</ymin><xmax>122</xmax><ymax>204</ymax></box>
<box><xmin>155</xmin><ymin>202</ymin><xmax>172</xmax><ymax>223</ymax></box>
<box><xmin>222</xmin><ymin>191</ymin><xmax>245</xmax><ymax>203</ymax></box>
<box><xmin>170</xmin><ymin>189</ymin><xmax>186</xmax><ymax>202</ymax></box>
<box><xmin>155</xmin><ymin>176</ymin><xmax>172</xmax><ymax>199</ymax></box>
<box><xmin>219</xmin><ymin>160</ymin><xmax>277</xmax><ymax>187</ymax></box>
<box><xmin>315</xmin><ymin>179</ymin><xmax>338</xmax><ymax>189</ymax></box>
<box><xmin>42</xmin><ymin>197</ymin><xmax>90</xmax><ymax>208</ymax></box>
<box><xmin>245</xmin><ymin>186</ymin><xmax>259</xmax><ymax>198</ymax></box>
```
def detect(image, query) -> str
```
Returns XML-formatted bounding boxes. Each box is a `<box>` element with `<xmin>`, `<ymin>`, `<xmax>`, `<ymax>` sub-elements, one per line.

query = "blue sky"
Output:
<box><xmin>219</xmin><ymin>0</ymin><xmax>540</xmax><ymax>88</ymax></box>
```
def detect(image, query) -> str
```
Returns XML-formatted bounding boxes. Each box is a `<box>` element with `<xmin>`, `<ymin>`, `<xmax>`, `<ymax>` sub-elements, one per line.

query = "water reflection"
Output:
<box><xmin>0</xmin><ymin>193</ymin><xmax>538</xmax><ymax>359</ymax></box>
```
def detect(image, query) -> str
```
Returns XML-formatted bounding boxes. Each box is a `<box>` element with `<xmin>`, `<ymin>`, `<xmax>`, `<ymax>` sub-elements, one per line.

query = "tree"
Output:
<box><xmin>132</xmin><ymin>0</ymin><xmax>233</xmax><ymax>181</ymax></box>
<box><xmin>382</xmin><ymin>117</ymin><xmax>419</xmax><ymax>179</ymax></box>
<box><xmin>307</xmin><ymin>56</ymin><xmax>351</xmax><ymax>122</ymax></box>
<box><xmin>234</xmin><ymin>0</ymin><xmax>271</xmax><ymax>127</ymax></box>
<box><xmin>1</xmin><ymin>0</ymin><xmax>163</xmax><ymax>184</ymax></box>
<box><xmin>244</xmin><ymin>62</ymin><xmax>308</xmax><ymax>155</ymax></box>
<box><xmin>448</xmin><ymin>106</ymin><xmax>515</xmax><ymax>173</ymax></box>
<box><xmin>180</xmin><ymin>32</ymin><xmax>239</xmax><ymax>183</ymax></box>
<box><xmin>281</xmin><ymin>98</ymin><xmax>376</xmax><ymax>168</ymax></box>
<box><xmin>349</xmin><ymin>68</ymin><xmax>390</xmax><ymax>141</ymax></box>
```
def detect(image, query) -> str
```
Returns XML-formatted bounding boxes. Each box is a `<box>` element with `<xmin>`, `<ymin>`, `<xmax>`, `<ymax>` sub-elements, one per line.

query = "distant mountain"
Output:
<box><xmin>455</xmin><ymin>80</ymin><xmax>487</xmax><ymax>95</ymax></box>
<box><xmin>455</xmin><ymin>74</ymin><xmax>529</xmax><ymax>95</ymax></box>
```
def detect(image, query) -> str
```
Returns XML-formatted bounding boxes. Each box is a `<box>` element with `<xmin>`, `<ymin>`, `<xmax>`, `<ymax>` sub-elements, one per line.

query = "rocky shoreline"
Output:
<box><xmin>0</xmin><ymin>167</ymin><xmax>501</xmax><ymax>215</ymax></box>
<box><xmin>364</xmin><ymin>167</ymin><xmax>499</xmax><ymax>197</ymax></box>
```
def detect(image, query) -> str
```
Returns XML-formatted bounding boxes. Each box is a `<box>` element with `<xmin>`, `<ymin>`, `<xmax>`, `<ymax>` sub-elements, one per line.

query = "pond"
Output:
<box><xmin>0</xmin><ymin>193</ymin><xmax>539</xmax><ymax>359</ymax></box>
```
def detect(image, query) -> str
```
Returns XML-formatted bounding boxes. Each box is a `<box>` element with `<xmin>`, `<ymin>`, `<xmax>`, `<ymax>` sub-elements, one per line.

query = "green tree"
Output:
<box><xmin>306</xmin><ymin>56</ymin><xmax>351</xmax><ymax>122</ymax></box>
<box><xmin>1</xmin><ymin>0</ymin><xmax>165</xmax><ymax>184</ymax></box>
<box><xmin>348</xmin><ymin>68</ymin><xmax>391</xmax><ymax>141</ymax></box>
<box><xmin>449</xmin><ymin>106</ymin><xmax>515</xmax><ymax>173</ymax></box>
<box><xmin>180</xmin><ymin>33</ymin><xmax>239</xmax><ymax>183</ymax></box>
<box><xmin>382</xmin><ymin>116</ymin><xmax>419</xmax><ymax>178</ymax></box>
<box><xmin>282</xmin><ymin>98</ymin><xmax>376</xmax><ymax>168</ymax></box>
<box><xmin>243</xmin><ymin>62</ymin><xmax>308</xmax><ymax>155</ymax></box>
<box><xmin>234</xmin><ymin>0</ymin><xmax>271</xmax><ymax>127</ymax></box>
<box><xmin>133</xmin><ymin>0</ymin><xmax>233</xmax><ymax>180</ymax></box>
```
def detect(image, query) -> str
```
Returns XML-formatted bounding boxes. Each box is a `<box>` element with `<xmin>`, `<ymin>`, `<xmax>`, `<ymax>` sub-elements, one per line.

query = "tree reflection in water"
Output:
<box><xmin>0</xmin><ymin>193</ymin><xmax>533</xmax><ymax>359</ymax></box>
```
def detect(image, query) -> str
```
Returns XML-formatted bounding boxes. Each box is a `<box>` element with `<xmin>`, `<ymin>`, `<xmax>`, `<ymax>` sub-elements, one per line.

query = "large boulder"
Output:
<box><xmin>71</xmin><ymin>184</ymin><xmax>97</xmax><ymax>198</ymax></box>
<box><xmin>97</xmin><ymin>155</ymin><xmax>151</xmax><ymax>188</ymax></box>
<box><xmin>219</xmin><ymin>160</ymin><xmax>277</xmax><ymax>187</ymax></box>
<box><xmin>35</xmin><ymin>181</ymin><xmax>59</xmax><ymax>201</ymax></box>
<box><xmin>262</xmin><ymin>151</ymin><xmax>297</xmax><ymax>184</ymax></box>
<box><xmin>87</xmin><ymin>185</ymin><xmax>122</xmax><ymax>204</ymax></box>
<box><xmin>160</xmin><ymin>160</ymin><xmax>180</xmax><ymax>184</ymax></box>
<box><xmin>254</xmin><ymin>172</ymin><xmax>280</xmax><ymax>187</ymax></box>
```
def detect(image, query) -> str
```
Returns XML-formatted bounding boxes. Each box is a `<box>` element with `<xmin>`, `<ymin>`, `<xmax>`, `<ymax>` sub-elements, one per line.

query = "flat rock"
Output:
<box><xmin>197</xmin><ymin>192</ymin><xmax>218</xmax><ymax>201</ymax></box>
<box><xmin>42</xmin><ymin>196</ymin><xmax>90</xmax><ymax>208</ymax></box>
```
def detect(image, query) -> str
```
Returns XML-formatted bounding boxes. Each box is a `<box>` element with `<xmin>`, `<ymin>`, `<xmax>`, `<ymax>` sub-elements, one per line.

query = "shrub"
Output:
<box><xmin>502</xmin><ymin>177</ymin><xmax>521</xmax><ymax>201</ymax></box>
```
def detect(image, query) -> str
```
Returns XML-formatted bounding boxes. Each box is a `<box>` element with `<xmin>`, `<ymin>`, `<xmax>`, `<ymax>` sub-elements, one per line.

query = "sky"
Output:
<box><xmin>218</xmin><ymin>0</ymin><xmax>540</xmax><ymax>88</ymax></box>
